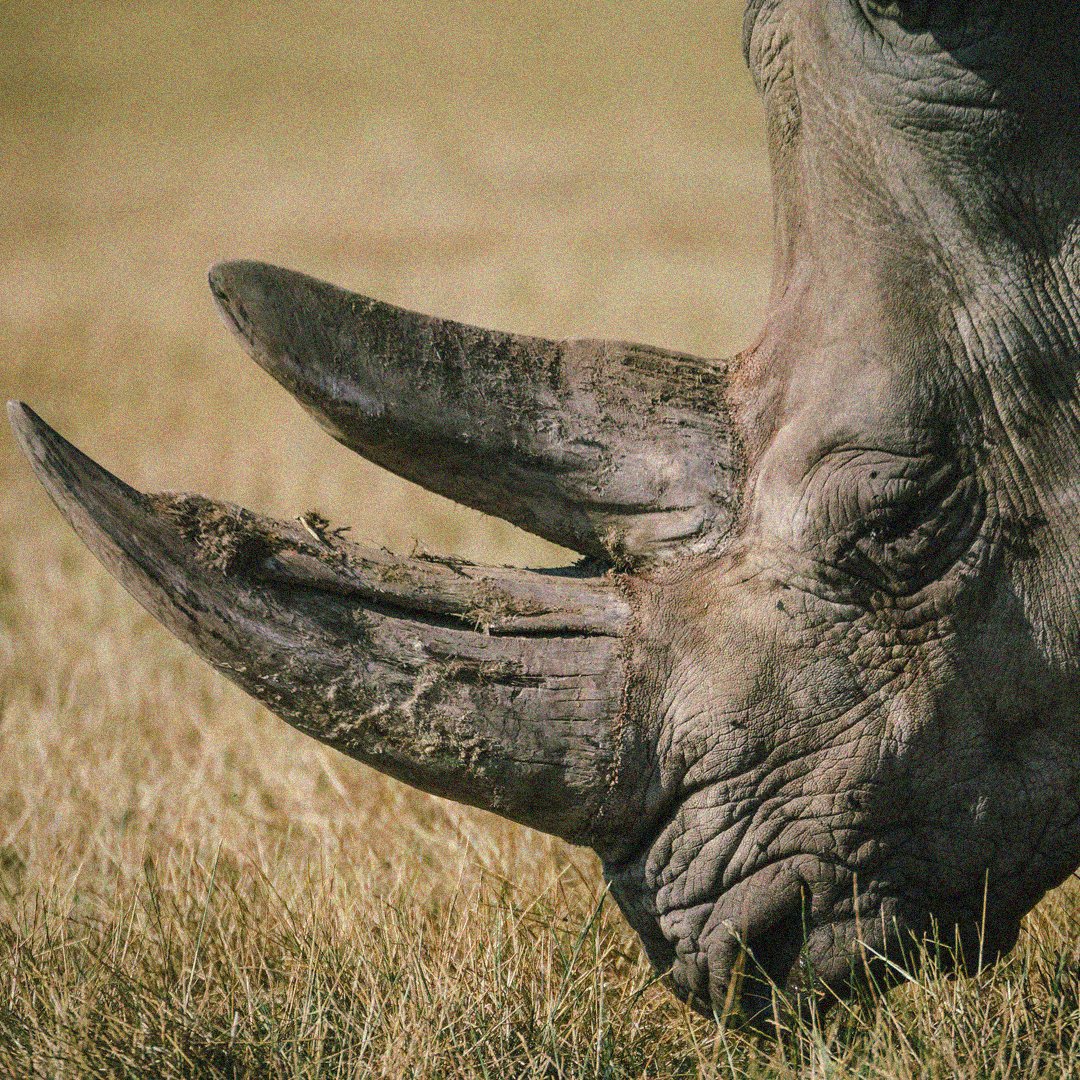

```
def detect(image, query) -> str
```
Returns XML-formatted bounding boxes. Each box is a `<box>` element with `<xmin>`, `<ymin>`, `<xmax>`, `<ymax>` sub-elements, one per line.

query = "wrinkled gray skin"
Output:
<box><xmin>9</xmin><ymin>0</ymin><xmax>1080</xmax><ymax>1028</ymax></box>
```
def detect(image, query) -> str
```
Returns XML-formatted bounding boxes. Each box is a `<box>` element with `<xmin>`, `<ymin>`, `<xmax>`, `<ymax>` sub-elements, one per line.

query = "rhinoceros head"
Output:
<box><xmin>10</xmin><ymin>0</ymin><xmax>1080</xmax><ymax>1026</ymax></box>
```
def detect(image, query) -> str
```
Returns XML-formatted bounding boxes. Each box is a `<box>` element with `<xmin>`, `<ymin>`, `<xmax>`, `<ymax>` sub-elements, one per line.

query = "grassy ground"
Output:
<box><xmin>1</xmin><ymin>2</ymin><xmax>1078</xmax><ymax>1076</ymax></box>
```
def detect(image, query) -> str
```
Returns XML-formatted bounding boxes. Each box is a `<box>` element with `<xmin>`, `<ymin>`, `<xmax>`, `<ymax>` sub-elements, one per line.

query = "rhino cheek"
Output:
<box><xmin>604</xmin><ymin>556</ymin><xmax>1063</xmax><ymax>1021</ymax></box>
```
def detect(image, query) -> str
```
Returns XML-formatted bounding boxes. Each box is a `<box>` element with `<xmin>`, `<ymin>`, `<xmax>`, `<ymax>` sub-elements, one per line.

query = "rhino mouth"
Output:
<box><xmin>694</xmin><ymin>887</ymin><xmax>1020</xmax><ymax>1029</ymax></box>
<box><xmin>609</xmin><ymin>808</ymin><xmax>1029</xmax><ymax>1030</ymax></box>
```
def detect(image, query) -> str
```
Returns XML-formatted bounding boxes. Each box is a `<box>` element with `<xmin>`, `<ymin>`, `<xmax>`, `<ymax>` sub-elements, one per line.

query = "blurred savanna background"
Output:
<box><xmin>1</xmin><ymin>2</ymin><xmax>1078</xmax><ymax>1076</ymax></box>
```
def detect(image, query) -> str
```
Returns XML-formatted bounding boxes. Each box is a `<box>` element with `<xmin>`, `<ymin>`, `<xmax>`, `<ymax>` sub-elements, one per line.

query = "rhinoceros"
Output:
<box><xmin>9</xmin><ymin>0</ymin><xmax>1080</xmax><ymax>1027</ymax></box>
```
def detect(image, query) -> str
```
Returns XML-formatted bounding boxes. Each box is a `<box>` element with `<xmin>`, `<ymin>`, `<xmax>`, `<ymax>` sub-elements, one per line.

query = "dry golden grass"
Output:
<box><xmin>1</xmin><ymin>2</ymin><xmax>1078</xmax><ymax>1076</ymax></box>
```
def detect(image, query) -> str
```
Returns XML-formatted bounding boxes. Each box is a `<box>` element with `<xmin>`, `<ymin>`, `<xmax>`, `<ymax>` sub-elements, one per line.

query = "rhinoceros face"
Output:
<box><xmin>599</xmin><ymin>0</ymin><xmax>1080</xmax><ymax>1018</ymax></box>
<box><xmin>10</xmin><ymin>0</ymin><xmax>1080</xmax><ymax>1027</ymax></box>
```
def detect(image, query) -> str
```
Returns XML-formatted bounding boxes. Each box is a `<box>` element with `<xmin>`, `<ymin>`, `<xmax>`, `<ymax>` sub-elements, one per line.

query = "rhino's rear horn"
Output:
<box><xmin>209</xmin><ymin>260</ymin><xmax>741</xmax><ymax>568</ymax></box>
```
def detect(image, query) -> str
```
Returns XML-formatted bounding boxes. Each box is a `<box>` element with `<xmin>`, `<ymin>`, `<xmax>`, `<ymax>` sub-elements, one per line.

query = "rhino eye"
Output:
<box><xmin>828</xmin><ymin>465</ymin><xmax>979</xmax><ymax>596</ymax></box>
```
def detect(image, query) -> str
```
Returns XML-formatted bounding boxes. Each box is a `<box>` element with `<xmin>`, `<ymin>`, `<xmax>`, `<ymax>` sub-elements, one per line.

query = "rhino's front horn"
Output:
<box><xmin>209</xmin><ymin>261</ymin><xmax>740</xmax><ymax>568</ymax></box>
<box><xmin>8</xmin><ymin>402</ymin><xmax>635</xmax><ymax>849</ymax></box>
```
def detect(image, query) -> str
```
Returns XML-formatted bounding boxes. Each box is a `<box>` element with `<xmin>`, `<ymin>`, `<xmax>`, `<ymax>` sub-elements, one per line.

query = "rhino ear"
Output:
<box><xmin>209</xmin><ymin>261</ymin><xmax>741</xmax><ymax>569</ymax></box>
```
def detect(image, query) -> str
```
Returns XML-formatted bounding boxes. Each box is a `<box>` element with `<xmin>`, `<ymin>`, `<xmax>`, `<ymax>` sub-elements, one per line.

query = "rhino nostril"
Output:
<box><xmin>736</xmin><ymin>887</ymin><xmax>812</xmax><ymax>1029</ymax></box>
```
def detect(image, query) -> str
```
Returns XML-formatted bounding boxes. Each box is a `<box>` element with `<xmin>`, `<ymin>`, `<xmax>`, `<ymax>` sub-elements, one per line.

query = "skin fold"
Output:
<box><xmin>10</xmin><ymin>0</ymin><xmax>1080</xmax><ymax>1028</ymax></box>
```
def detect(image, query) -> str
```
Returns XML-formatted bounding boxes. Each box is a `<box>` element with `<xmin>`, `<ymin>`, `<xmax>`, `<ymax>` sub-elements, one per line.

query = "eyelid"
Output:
<box><xmin>797</xmin><ymin>447</ymin><xmax>980</xmax><ymax>598</ymax></box>
<box><xmin>854</xmin><ymin>463</ymin><xmax>964</xmax><ymax>530</ymax></box>
<box><xmin>807</xmin><ymin>453</ymin><xmax>962</xmax><ymax>552</ymax></box>
<box><xmin>848</xmin><ymin>472</ymin><xmax>980</xmax><ymax>594</ymax></box>
<box><xmin>798</xmin><ymin>447</ymin><xmax>941</xmax><ymax>526</ymax></box>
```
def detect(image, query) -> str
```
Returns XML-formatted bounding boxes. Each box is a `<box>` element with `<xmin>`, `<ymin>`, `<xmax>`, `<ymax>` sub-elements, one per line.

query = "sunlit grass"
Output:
<box><xmin>0</xmin><ymin>847</ymin><xmax>1076</xmax><ymax>1077</ymax></box>
<box><xmin>1</xmin><ymin>2</ymin><xmax>1077</xmax><ymax>1075</ymax></box>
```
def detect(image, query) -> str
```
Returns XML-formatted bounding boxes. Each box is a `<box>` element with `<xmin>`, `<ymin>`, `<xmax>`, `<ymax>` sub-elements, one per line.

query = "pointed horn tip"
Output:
<box><xmin>207</xmin><ymin>258</ymin><xmax>309</xmax><ymax>314</ymax></box>
<box><xmin>8</xmin><ymin>398</ymin><xmax>37</xmax><ymax>434</ymax></box>
<box><xmin>7</xmin><ymin>400</ymin><xmax>145</xmax><ymax>531</ymax></box>
<box><xmin>208</xmin><ymin>259</ymin><xmax>258</xmax><ymax>337</ymax></box>
<box><xmin>207</xmin><ymin>259</ymin><xmax>309</xmax><ymax>359</ymax></box>
<box><xmin>208</xmin><ymin>258</ymin><xmax>261</xmax><ymax>302</ymax></box>
<box><xmin>8</xmin><ymin>399</ymin><xmax>57</xmax><ymax>471</ymax></box>
<box><xmin>207</xmin><ymin>261</ymin><xmax>231</xmax><ymax>308</ymax></box>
